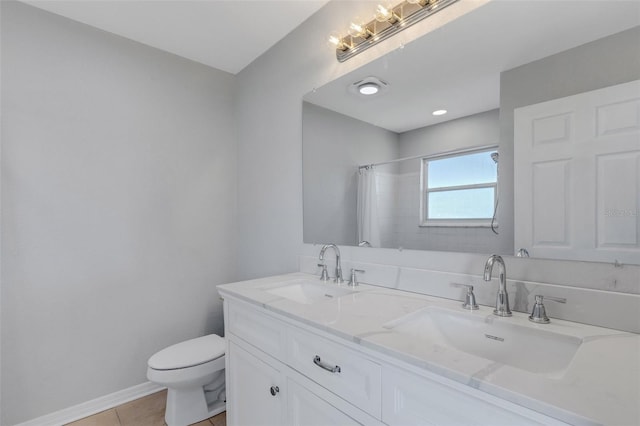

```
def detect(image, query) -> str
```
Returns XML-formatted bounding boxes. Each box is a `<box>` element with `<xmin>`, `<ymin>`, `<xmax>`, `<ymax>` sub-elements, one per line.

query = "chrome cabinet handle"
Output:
<box><xmin>313</xmin><ymin>355</ymin><xmax>341</xmax><ymax>373</ymax></box>
<box><xmin>269</xmin><ymin>386</ymin><xmax>279</xmax><ymax>396</ymax></box>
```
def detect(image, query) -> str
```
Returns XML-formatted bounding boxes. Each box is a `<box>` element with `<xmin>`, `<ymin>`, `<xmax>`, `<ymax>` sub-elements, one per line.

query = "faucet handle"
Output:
<box><xmin>450</xmin><ymin>282</ymin><xmax>471</xmax><ymax>288</ymax></box>
<box><xmin>450</xmin><ymin>283</ymin><xmax>479</xmax><ymax>310</ymax></box>
<box><xmin>536</xmin><ymin>295</ymin><xmax>566</xmax><ymax>304</ymax></box>
<box><xmin>348</xmin><ymin>269</ymin><xmax>365</xmax><ymax>287</ymax></box>
<box><xmin>317</xmin><ymin>263</ymin><xmax>330</xmax><ymax>282</ymax></box>
<box><xmin>529</xmin><ymin>295</ymin><xmax>566</xmax><ymax>324</ymax></box>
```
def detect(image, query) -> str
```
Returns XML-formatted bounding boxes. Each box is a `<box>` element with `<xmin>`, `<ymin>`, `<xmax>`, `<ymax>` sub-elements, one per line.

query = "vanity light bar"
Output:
<box><xmin>331</xmin><ymin>0</ymin><xmax>459</xmax><ymax>62</ymax></box>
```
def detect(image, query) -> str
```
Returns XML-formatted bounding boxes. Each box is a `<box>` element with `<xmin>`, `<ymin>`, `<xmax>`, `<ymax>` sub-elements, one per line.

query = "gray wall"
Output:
<box><xmin>499</xmin><ymin>26</ymin><xmax>640</xmax><ymax>259</ymax></box>
<box><xmin>303</xmin><ymin>102</ymin><xmax>399</xmax><ymax>246</ymax></box>
<box><xmin>1</xmin><ymin>2</ymin><xmax>237</xmax><ymax>424</ymax></box>
<box><xmin>399</xmin><ymin>109</ymin><xmax>499</xmax><ymax>161</ymax></box>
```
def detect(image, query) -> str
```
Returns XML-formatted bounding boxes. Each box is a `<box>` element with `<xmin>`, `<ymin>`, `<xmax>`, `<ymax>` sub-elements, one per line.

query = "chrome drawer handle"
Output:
<box><xmin>313</xmin><ymin>355</ymin><xmax>341</xmax><ymax>373</ymax></box>
<box><xmin>270</xmin><ymin>386</ymin><xmax>279</xmax><ymax>396</ymax></box>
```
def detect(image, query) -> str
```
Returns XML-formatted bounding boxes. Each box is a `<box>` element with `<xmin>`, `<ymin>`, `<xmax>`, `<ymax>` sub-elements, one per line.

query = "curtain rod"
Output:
<box><xmin>358</xmin><ymin>145</ymin><xmax>498</xmax><ymax>170</ymax></box>
<box><xmin>358</xmin><ymin>153</ymin><xmax>426</xmax><ymax>170</ymax></box>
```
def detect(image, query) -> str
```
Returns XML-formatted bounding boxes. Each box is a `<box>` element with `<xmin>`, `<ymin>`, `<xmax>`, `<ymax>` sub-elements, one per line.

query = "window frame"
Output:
<box><xmin>419</xmin><ymin>145</ymin><xmax>499</xmax><ymax>228</ymax></box>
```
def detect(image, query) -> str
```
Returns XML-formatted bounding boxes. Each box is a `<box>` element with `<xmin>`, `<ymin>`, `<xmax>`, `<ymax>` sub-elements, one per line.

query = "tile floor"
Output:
<box><xmin>66</xmin><ymin>390</ymin><xmax>226</xmax><ymax>426</ymax></box>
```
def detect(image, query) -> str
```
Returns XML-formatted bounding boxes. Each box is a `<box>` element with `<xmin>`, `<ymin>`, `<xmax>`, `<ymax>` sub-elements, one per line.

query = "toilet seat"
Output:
<box><xmin>148</xmin><ymin>334</ymin><xmax>225</xmax><ymax>370</ymax></box>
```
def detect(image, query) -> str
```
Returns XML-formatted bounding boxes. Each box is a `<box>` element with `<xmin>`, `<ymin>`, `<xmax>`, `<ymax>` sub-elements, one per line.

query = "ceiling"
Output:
<box><xmin>304</xmin><ymin>1</ymin><xmax>640</xmax><ymax>133</ymax></box>
<box><xmin>21</xmin><ymin>0</ymin><xmax>330</xmax><ymax>75</ymax></box>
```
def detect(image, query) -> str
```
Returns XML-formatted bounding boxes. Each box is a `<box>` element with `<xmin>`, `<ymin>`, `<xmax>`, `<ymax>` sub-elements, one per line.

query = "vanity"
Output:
<box><xmin>218</xmin><ymin>273</ymin><xmax>640</xmax><ymax>426</ymax></box>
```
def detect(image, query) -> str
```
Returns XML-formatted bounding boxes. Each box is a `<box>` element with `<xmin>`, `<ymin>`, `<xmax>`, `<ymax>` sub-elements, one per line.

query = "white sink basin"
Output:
<box><xmin>264</xmin><ymin>279</ymin><xmax>355</xmax><ymax>304</ymax></box>
<box><xmin>384</xmin><ymin>306</ymin><xmax>582</xmax><ymax>375</ymax></box>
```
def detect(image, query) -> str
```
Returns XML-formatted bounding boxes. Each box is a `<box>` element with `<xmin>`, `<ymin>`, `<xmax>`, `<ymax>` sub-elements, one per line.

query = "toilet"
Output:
<box><xmin>147</xmin><ymin>334</ymin><xmax>226</xmax><ymax>426</ymax></box>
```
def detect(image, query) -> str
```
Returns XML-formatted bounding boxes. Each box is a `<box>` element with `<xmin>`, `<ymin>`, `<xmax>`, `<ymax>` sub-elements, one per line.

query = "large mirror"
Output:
<box><xmin>303</xmin><ymin>1</ymin><xmax>640</xmax><ymax>264</ymax></box>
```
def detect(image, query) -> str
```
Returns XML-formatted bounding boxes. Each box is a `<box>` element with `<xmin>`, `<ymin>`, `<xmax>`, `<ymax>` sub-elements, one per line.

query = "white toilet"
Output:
<box><xmin>147</xmin><ymin>334</ymin><xmax>226</xmax><ymax>426</ymax></box>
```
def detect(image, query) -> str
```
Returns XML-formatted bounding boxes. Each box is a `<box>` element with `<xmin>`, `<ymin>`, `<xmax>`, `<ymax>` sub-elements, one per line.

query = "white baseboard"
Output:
<box><xmin>13</xmin><ymin>381</ymin><xmax>165</xmax><ymax>426</ymax></box>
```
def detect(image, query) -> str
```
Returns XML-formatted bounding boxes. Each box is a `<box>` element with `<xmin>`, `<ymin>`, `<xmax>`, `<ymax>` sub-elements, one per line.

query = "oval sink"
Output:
<box><xmin>264</xmin><ymin>279</ymin><xmax>355</xmax><ymax>304</ymax></box>
<box><xmin>384</xmin><ymin>306</ymin><xmax>583</xmax><ymax>376</ymax></box>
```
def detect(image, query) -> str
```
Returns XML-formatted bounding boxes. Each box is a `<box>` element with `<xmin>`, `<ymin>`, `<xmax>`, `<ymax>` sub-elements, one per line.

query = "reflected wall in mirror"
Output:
<box><xmin>302</xmin><ymin>1</ymin><xmax>640</xmax><ymax>264</ymax></box>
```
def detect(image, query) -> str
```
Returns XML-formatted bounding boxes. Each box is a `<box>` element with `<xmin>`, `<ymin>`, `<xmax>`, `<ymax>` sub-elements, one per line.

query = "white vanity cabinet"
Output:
<box><xmin>224</xmin><ymin>299</ymin><xmax>383</xmax><ymax>426</ymax></box>
<box><xmin>223</xmin><ymin>297</ymin><xmax>568</xmax><ymax>426</ymax></box>
<box><xmin>228</xmin><ymin>339</ymin><xmax>364</xmax><ymax>426</ymax></box>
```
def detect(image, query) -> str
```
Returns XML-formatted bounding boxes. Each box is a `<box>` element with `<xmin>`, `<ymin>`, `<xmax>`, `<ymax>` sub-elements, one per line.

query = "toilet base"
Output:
<box><xmin>165</xmin><ymin>387</ymin><xmax>226</xmax><ymax>426</ymax></box>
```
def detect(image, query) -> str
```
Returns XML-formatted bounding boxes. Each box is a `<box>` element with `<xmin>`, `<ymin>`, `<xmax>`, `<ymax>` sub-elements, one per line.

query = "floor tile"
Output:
<box><xmin>115</xmin><ymin>390</ymin><xmax>167</xmax><ymax>426</ymax></box>
<box><xmin>209</xmin><ymin>411</ymin><xmax>226</xmax><ymax>426</ymax></box>
<box><xmin>66</xmin><ymin>408</ymin><xmax>121</xmax><ymax>426</ymax></box>
<box><xmin>66</xmin><ymin>389</ymin><xmax>226</xmax><ymax>426</ymax></box>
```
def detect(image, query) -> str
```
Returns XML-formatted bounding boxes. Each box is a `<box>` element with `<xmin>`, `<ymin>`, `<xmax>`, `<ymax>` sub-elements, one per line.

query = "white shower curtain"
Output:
<box><xmin>357</xmin><ymin>168</ymin><xmax>381</xmax><ymax>248</ymax></box>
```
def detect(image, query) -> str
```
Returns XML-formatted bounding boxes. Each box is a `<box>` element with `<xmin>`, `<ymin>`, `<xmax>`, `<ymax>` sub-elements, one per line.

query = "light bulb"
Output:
<box><xmin>375</xmin><ymin>4</ymin><xmax>394</xmax><ymax>22</ymax></box>
<box><xmin>348</xmin><ymin>17</ymin><xmax>368</xmax><ymax>38</ymax></box>
<box><xmin>349</xmin><ymin>22</ymin><xmax>363</xmax><ymax>36</ymax></box>
<box><xmin>328</xmin><ymin>31</ymin><xmax>347</xmax><ymax>50</ymax></box>
<box><xmin>358</xmin><ymin>83</ymin><xmax>380</xmax><ymax>95</ymax></box>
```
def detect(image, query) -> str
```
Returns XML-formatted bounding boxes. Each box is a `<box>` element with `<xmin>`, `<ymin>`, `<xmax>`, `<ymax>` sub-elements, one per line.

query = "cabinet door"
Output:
<box><xmin>287</xmin><ymin>378</ymin><xmax>361</xmax><ymax>426</ymax></box>
<box><xmin>228</xmin><ymin>341</ymin><xmax>285</xmax><ymax>426</ymax></box>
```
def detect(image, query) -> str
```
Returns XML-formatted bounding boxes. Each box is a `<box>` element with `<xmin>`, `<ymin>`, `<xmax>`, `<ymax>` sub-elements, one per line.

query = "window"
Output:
<box><xmin>421</xmin><ymin>148</ymin><xmax>498</xmax><ymax>226</ymax></box>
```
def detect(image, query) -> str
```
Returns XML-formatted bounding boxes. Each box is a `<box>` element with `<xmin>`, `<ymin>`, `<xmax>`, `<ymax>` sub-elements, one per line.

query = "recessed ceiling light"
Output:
<box><xmin>358</xmin><ymin>83</ymin><xmax>380</xmax><ymax>95</ymax></box>
<box><xmin>432</xmin><ymin>109</ymin><xmax>447</xmax><ymax>116</ymax></box>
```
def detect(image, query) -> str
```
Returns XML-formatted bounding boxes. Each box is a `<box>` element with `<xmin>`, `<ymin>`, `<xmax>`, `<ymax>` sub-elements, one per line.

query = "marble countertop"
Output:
<box><xmin>217</xmin><ymin>272</ymin><xmax>640</xmax><ymax>426</ymax></box>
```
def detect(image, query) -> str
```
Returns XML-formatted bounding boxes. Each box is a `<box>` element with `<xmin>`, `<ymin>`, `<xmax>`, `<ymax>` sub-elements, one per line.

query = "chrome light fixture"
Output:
<box><xmin>329</xmin><ymin>0</ymin><xmax>459</xmax><ymax>62</ymax></box>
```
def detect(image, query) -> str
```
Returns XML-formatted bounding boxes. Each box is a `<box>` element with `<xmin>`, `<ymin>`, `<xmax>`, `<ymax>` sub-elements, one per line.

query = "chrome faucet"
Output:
<box><xmin>483</xmin><ymin>254</ymin><xmax>511</xmax><ymax>317</ymax></box>
<box><xmin>319</xmin><ymin>244</ymin><xmax>343</xmax><ymax>283</ymax></box>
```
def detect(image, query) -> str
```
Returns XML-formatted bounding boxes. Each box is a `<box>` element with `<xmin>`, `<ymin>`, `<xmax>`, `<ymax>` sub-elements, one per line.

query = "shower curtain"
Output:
<box><xmin>357</xmin><ymin>167</ymin><xmax>381</xmax><ymax>248</ymax></box>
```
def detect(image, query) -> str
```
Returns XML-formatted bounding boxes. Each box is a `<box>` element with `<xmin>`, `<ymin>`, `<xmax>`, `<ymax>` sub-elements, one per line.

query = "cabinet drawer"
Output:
<box><xmin>382</xmin><ymin>365</ymin><xmax>568</xmax><ymax>426</ymax></box>
<box><xmin>227</xmin><ymin>301</ymin><xmax>286</xmax><ymax>360</ymax></box>
<box><xmin>287</xmin><ymin>326</ymin><xmax>382</xmax><ymax>418</ymax></box>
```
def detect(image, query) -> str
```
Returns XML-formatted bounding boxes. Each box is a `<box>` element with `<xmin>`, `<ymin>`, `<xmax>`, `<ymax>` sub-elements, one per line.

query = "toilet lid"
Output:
<box><xmin>148</xmin><ymin>334</ymin><xmax>225</xmax><ymax>370</ymax></box>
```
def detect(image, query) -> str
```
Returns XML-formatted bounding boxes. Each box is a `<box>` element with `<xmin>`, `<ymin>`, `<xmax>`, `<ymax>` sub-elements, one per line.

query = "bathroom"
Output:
<box><xmin>1</xmin><ymin>0</ymin><xmax>639</xmax><ymax>425</ymax></box>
